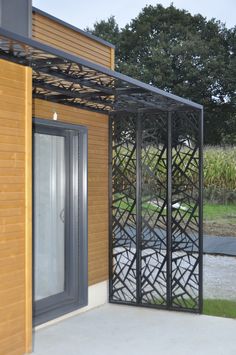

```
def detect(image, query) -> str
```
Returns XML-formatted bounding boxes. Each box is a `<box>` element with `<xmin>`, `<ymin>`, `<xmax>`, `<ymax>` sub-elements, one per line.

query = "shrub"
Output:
<box><xmin>204</xmin><ymin>146</ymin><xmax>236</xmax><ymax>203</ymax></box>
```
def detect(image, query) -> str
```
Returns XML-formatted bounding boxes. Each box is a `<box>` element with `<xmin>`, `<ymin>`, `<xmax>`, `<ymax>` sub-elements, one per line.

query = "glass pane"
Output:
<box><xmin>34</xmin><ymin>133</ymin><xmax>66</xmax><ymax>301</ymax></box>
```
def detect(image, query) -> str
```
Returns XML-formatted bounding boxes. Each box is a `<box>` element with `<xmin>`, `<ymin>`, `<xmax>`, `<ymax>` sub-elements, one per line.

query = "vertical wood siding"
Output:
<box><xmin>0</xmin><ymin>59</ymin><xmax>32</xmax><ymax>355</ymax></box>
<box><xmin>33</xmin><ymin>99</ymin><xmax>109</xmax><ymax>286</ymax></box>
<box><xmin>32</xmin><ymin>11</ymin><xmax>114</xmax><ymax>69</ymax></box>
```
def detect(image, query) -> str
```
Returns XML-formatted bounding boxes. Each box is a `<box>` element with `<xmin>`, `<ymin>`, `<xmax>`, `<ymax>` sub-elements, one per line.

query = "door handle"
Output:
<box><xmin>60</xmin><ymin>208</ymin><xmax>65</xmax><ymax>223</ymax></box>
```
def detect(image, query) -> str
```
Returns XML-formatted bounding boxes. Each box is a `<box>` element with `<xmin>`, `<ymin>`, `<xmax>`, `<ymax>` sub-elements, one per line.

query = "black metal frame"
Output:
<box><xmin>0</xmin><ymin>27</ymin><xmax>203</xmax><ymax>314</ymax></box>
<box><xmin>33</xmin><ymin>118</ymin><xmax>88</xmax><ymax>325</ymax></box>
<box><xmin>109</xmin><ymin>109</ymin><xmax>203</xmax><ymax>313</ymax></box>
<box><xmin>0</xmin><ymin>27</ymin><xmax>202</xmax><ymax>114</ymax></box>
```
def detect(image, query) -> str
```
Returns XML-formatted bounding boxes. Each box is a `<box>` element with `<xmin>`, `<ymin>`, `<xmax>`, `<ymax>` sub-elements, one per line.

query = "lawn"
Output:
<box><xmin>204</xmin><ymin>204</ymin><xmax>236</xmax><ymax>220</ymax></box>
<box><xmin>114</xmin><ymin>194</ymin><xmax>236</xmax><ymax>236</ymax></box>
<box><xmin>203</xmin><ymin>203</ymin><xmax>236</xmax><ymax>236</ymax></box>
<box><xmin>203</xmin><ymin>299</ymin><xmax>236</xmax><ymax>319</ymax></box>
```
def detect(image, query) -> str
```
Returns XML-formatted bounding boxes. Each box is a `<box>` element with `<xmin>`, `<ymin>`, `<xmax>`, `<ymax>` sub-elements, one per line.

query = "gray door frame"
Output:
<box><xmin>33</xmin><ymin>118</ymin><xmax>88</xmax><ymax>325</ymax></box>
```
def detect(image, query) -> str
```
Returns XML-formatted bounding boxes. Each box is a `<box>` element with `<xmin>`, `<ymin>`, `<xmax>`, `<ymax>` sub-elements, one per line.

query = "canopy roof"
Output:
<box><xmin>0</xmin><ymin>27</ymin><xmax>203</xmax><ymax>114</ymax></box>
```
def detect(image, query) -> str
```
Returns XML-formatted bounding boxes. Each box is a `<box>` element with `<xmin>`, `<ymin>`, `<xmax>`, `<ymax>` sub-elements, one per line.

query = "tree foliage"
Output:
<box><xmin>87</xmin><ymin>4</ymin><xmax>236</xmax><ymax>144</ymax></box>
<box><xmin>86</xmin><ymin>16</ymin><xmax>120</xmax><ymax>46</ymax></box>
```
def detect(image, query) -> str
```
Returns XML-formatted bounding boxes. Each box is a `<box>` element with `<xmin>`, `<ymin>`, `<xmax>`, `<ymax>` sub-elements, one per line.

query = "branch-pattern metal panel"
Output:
<box><xmin>110</xmin><ymin>110</ymin><xmax>202</xmax><ymax>313</ymax></box>
<box><xmin>111</xmin><ymin>113</ymin><xmax>137</xmax><ymax>302</ymax></box>
<box><xmin>140</xmin><ymin>113</ymin><xmax>168</xmax><ymax>306</ymax></box>
<box><xmin>171</xmin><ymin>112</ymin><xmax>201</xmax><ymax>310</ymax></box>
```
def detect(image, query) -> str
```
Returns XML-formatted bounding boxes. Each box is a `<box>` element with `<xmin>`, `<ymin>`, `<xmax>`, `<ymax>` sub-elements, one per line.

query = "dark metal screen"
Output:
<box><xmin>109</xmin><ymin>110</ymin><xmax>203</xmax><ymax>312</ymax></box>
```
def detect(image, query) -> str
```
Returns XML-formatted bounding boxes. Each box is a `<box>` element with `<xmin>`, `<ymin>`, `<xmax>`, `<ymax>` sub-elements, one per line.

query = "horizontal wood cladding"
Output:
<box><xmin>32</xmin><ymin>11</ymin><xmax>114</xmax><ymax>69</ymax></box>
<box><xmin>33</xmin><ymin>99</ymin><xmax>109</xmax><ymax>286</ymax></box>
<box><xmin>0</xmin><ymin>59</ymin><xmax>32</xmax><ymax>355</ymax></box>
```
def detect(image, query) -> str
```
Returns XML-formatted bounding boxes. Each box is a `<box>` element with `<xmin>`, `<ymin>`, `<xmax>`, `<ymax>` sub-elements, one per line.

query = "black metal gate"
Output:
<box><xmin>109</xmin><ymin>110</ymin><xmax>203</xmax><ymax>312</ymax></box>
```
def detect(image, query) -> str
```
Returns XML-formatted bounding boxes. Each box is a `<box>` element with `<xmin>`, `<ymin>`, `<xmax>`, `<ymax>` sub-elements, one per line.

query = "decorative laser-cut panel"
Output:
<box><xmin>110</xmin><ymin>110</ymin><xmax>202</xmax><ymax>313</ymax></box>
<box><xmin>111</xmin><ymin>113</ymin><xmax>137</xmax><ymax>302</ymax></box>
<box><xmin>140</xmin><ymin>113</ymin><xmax>168</xmax><ymax>306</ymax></box>
<box><xmin>171</xmin><ymin>112</ymin><xmax>200</xmax><ymax>310</ymax></box>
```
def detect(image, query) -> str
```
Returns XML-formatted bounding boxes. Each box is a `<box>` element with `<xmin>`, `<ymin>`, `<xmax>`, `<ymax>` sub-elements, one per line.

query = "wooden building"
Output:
<box><xmin>0</xmin><ymin>1</ymin><xmax>203</xmax><ymax>354</ymax></box>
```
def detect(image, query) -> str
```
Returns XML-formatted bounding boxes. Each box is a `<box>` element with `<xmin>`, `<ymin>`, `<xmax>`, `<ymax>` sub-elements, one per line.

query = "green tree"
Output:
<box><xmin>87</xmin><ymin>4</ymin><xmax>236</xmax><ymax>145</ymax></box>
<box><xmin>86</xmin><ymin>16</ymin><xmax>120</xmax><ymax>46</ymax></box>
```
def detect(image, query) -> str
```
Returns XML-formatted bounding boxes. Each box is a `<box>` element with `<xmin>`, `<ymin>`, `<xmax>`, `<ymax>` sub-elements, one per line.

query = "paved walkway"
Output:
<box><xmin>33</xmin><ymin>304</ymin><xmax>236</xmax><ymax>355</ymax></box>
<box><xmin>203</xmin><ymin>253</ymin><xmax>236</xmax><ymax>299</ymax></box>
<box><xmin>117</xmin><ymin>227</ymin><xmax>236</xmax><ymax>256</ymax></box>
<box><xmin>204</xmin><ymin>235</ymin><xmax>236</xmax><ymax>256</ymax></box>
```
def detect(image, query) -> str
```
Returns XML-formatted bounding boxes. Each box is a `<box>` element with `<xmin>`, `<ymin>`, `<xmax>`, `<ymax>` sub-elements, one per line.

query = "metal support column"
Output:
<box><xmin>199</xmin><ymin>109</ymin><xmax>204</xmax><ymax>313</ymax></box>
<box><xmin>167</xmin><ymin>111</ymin><xmax>172</xmax><ymax>308</ymax></box>
<box><xmin>136</xmin><ymin>112</ymin><xmax>142</xmax><ymax>303</ymax></box>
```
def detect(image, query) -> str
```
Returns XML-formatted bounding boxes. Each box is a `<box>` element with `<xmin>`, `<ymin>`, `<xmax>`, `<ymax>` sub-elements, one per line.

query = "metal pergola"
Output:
<box><xmin>0</xmin><ymin>28</ymin><xmax>202</xmax><ymax>113</ymax></box>
<box><xmin>0</xmin><ymin>27</ymin><xmax>203</xmax><ymax>313</ymax></box>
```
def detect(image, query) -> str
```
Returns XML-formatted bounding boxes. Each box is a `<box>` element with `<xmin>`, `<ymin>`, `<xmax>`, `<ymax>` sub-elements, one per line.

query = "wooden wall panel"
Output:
<box><xmin>32</xmin><ymin>11</ymin><xmax>114</xmax><ymax>69</ymax></box>
<box><xmin>0</xmin><ymin>59</ymin><xmax>32</xmax><ymax>355</ymax></box>
<box><xmin>33</xmin><ymin>99</ymin><xmax>109</xmax><ymax>286</ymax></box>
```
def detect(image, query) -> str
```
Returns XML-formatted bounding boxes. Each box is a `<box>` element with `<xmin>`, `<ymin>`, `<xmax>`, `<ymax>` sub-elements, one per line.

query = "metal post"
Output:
<box><xmin>108</xmin><ymin>114</ymin><xmax>113</xmax><ymax>301</ymax></box>
<box><xmin>198</xmin><ymin>109</ymin><xmax>204</xmax><ymax>313</ymax></box>
<box><xmin>167</xmin><ymin>111</ymin><xmax>172</xmax><ymax>308</ymax></box>
<box><xmin>136</xmin><ymin>111</ymin><xmax>142</xmax><ymax>303</ymax></box>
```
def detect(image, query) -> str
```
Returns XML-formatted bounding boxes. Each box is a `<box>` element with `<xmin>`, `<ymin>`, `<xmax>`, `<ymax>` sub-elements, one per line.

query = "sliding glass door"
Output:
<box><xmin>34</xmin><ymin>133</ymin><xmax>66</xmax><ymax>301</ymax></box>
<box><xmin>33</xmin><ymin>119</ymin><xmax>88</xmax><ymax>325</ymax></box>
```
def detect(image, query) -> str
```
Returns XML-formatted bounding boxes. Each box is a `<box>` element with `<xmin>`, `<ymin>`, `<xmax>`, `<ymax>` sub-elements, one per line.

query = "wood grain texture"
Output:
<box><xmin>24</xmin><ymin>67</ymin><xmax>32</xmax><ymax>354</ymax></box>
<box><xmin>110</xmin><ymin>48</ymin><xmax>115</xmax><ymax>70</ymax></box>
<box><xmin>32</xmin><ymin>11</ymin><xmax>113</xmax><ymax>69</ymax></box>
<box><xmin>33</xmin><ymin>99</ymin><xmax>109</xmax><ymax>286</ymax></box>
<box><xmin>0</xmin><ymin>59</ymin><xmax>32</xmax><ymax>355</ymax></box>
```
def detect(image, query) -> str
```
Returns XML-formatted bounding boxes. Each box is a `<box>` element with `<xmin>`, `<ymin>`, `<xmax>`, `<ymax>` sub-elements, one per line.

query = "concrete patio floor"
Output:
<box><xmin>33</xmin><ymin>304</ymin><xmax>236</xmax><ymax>355</ymax></box>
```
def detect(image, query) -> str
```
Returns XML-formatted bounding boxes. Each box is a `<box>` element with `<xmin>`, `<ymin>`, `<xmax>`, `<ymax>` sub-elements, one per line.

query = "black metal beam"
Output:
<box><xmin>33</xmin><ymin>80</ymin><xmax>113</xmax><ymax>106</ymax></box>
<box><xmin>32</xmin><ymin>57</ymin><xmax>67</xmax><ymax>68</ymax></box>
<box><xmin>115</xmin><ymin>96</ymin><xmax>174</xmax><ymax>111</ymax></box>
<box><xmin>115</xmin><ymin>87</ymin><xmax>147</xmax><ymax>95</ymax></box>
<box><xmin>33</xmin><ymin>67</ymin><xmax>114</xmax><ymax>95</ymax></box>
<box><xmin>33</xmin><ymin>92</ymin><xmax>110</xmax><ymax>114</ymax></box>
<box><xmin>33</xmin><ymin>77</ymin><xmax>183</xmax><ymax>112</ymax></box>
<box><xmin>0</xmin><ymin>48</ymin><xmax>29</xmax><ymax>65</ymax></box>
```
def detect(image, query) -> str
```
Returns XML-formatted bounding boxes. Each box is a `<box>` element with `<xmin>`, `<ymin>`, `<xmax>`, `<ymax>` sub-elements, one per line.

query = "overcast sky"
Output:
<box><xmin>32</xmin><ymin>0</ymin><xmax>236</xmax><ymax>30</ymax></box>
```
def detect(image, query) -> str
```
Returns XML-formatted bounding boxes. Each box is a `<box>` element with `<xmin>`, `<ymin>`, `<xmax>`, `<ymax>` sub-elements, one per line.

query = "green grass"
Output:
<box><xmin>114</xmin><ymin>196</ymin><xmax>236</xmax><ymax>235</ymax></box>
<box><xmin>147</xmin><ymin>298</ymin><xmax>236</xmax><ymax>319</ymax></box>
<box><xmin>113</xmin><ymin>195</ymin><xmax>164</xmax><ymax>213</ymax></box>
<box><xmin>114</xmin><ymin>198</ymin><xmax>236</xmax><ymax>221</ymax></box>
<box><xmin>203</xmin><ymin>299</ymin><xmax>236</xmax><ymax>319</ymax></box>
<box><xmin>203</xmin><ymin>203</ymin><xmax>236</xmax><ymax>221</ymax></box>
<box><xmin>203</xmin><ymin>203</ymin><xmax>236</xmax><ymax>235</ymax></box>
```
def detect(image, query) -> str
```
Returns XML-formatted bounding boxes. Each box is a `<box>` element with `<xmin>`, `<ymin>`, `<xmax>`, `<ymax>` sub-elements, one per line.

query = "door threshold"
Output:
<box><xmin>34</xmin><ymin>280</ymin><xmax>108</xmax><ymax>330</ymax></box>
